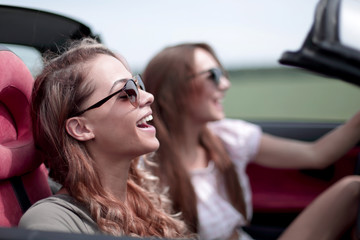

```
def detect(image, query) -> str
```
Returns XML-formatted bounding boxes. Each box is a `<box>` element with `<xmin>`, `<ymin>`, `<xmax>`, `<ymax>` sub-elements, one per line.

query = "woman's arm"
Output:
<box><xmin>253</xmin><ymin>110</ymin><xmax>360</xmax><ymax>169</ymax></box>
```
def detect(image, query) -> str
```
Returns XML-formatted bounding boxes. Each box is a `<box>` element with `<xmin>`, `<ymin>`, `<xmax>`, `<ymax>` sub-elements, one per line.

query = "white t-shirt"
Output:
<box><xmin>190</xmin><ymin>119</ymin><xmax>262</xmax><ymax>240</ymax></box>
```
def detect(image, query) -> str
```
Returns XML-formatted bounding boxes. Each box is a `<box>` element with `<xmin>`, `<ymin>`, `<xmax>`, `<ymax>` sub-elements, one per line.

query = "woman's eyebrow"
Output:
<box><xmin>110</xmin><ymin>78</ymin><xmax>128</xmax><ymax>93</ymax></box>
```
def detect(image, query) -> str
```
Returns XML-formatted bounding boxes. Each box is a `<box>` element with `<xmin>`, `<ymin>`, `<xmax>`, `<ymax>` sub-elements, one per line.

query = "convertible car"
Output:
<box><xmin>245</xmin><ymin>0</ymin><xmax>360</xmax><ymax>238</ymax></box>
<box><xmin>0</xmin><ymin>0</ymin><xmax>359</xmax><ymax>239</ymax></box>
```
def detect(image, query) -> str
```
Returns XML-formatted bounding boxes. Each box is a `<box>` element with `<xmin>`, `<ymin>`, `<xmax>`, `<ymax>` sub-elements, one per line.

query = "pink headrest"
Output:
<box><xmin>0</xmin><ymin>47</ymin><xmax>42</xmax><ymax>180</ymax></box>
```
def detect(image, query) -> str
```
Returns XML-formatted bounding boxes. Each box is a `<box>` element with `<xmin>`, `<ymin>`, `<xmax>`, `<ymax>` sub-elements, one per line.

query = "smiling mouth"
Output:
<box><xmin>214</xmin><ymin>97</ymin><xmax>224</xmax><ymax>104</ymax></box>
<box><xmin>136</xmin><ymin>115</ymin><xmax>153</xmax><ymax>128</ymax></box>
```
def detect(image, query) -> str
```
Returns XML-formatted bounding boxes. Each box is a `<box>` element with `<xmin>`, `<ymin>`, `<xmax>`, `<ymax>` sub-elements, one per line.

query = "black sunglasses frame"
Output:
<box><xmin>196</xmin><ymin>67</ymin><xmax>225</xmax><ymax>86</ymax></box>
<box><xmin>71</xmin><ymin>75</ymin><xmax>145</xmax><ymax>117</ymax></box>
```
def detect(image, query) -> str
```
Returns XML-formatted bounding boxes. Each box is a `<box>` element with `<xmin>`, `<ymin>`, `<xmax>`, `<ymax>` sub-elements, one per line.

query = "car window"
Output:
<box><xmin>224</xmin><ymin>67</ymin><xmax>360</xmax><ymax>122</ymax></box>
<box><xmin>2</xmin><ymin>43</ymin><xmax>43</xmax><ymax>77</ymax></box>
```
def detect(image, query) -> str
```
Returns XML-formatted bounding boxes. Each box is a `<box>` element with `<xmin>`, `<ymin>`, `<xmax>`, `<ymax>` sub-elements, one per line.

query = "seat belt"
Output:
<box><xmin>10</xmin><ymin>176</ymin><xmax>31</xmax><ymax>213</ymax></box>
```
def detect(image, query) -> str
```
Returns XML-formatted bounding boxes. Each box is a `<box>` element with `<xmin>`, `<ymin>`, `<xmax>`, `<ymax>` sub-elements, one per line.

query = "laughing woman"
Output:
<box><xmin>19</xmin><ymin>38</ymin><xmax>192</xmax><ymax>238</ymax></box>
<box><xmin>142</xmin><ymin>42</ymin><xmax>360</xmax><ymax>240</ymax></box>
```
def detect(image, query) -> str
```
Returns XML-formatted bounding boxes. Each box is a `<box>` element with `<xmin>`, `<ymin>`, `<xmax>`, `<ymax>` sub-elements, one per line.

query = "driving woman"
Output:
<box><xmin>142</xmin><ymin>42</ymin><xmax>360</xmax><ymax>240</ymax></box>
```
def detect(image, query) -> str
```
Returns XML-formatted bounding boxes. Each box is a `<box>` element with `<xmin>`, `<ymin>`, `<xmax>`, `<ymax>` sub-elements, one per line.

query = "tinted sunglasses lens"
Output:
<box><xmin>136</xmin><ymin>75</ymin><xmax>146</xmax><ymax>91</ymax></box>
<box><xmin>124</xmin><ymin>80</ymin><xmax>139</xmax><ymax>107</ymax></box>
<box><xmin>210</xmin><ymin>68</ymin><xmax>222</xmax><ymax>85</ymax></box>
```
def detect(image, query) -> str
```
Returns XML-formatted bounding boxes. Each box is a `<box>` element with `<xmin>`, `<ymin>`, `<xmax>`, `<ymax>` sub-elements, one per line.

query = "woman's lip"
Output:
<box><xmin>137</xmin><ymin>124</ymin><xmax>156</xmax><ymax>133</ymax></box>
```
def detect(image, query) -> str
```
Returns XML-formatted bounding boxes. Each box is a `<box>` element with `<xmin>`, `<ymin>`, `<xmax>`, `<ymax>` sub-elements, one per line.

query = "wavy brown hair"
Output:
<box><xmin>142</xmin><ymin>43</ymin><xmax>248</xmax><ymax>233</ymax></box>
<box><xmin>31</xmin><ymin>38</ymin><xmax>192</xmax><ymax>238</ymax></box>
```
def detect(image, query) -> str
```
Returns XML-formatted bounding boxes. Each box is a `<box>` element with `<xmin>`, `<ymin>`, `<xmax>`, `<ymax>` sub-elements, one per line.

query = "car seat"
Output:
<box><xmin>0</xmin><ymin>45</ymin><xmax>51</xmax><ymax>226</ymax></box>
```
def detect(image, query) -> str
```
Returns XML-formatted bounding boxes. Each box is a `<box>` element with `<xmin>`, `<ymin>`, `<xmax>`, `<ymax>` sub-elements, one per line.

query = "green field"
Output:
<box><xmin>224</xmin><ymin>67</ymin><xmax>360</xmax><ymax>122</ymax></box>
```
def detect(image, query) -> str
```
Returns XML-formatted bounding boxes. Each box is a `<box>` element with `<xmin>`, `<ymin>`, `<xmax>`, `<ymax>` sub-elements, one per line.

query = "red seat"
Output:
<box><xmin>247</xmin><ymin>147</ymin><xmax>359</xmax><ymax>213</ymax></box>
<box><xmin>0</xmin><ymin>45</ymin><xmax>51</xmax><ymax>227</ymax></box>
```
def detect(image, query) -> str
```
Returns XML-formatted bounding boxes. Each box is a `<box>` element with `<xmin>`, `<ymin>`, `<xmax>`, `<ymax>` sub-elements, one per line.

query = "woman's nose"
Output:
<box><xmin>139</xmin><ymin>89</ymin><xmax>154</xmax><ymax>107</ymax></box>
<box><xmin>218</xmin><ymin>76</ymin><xmax>231</xmax><ymax>91</ymax></box>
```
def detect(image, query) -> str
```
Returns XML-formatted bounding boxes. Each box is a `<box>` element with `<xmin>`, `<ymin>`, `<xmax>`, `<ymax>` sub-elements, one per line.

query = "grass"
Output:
<box><xmin>223</xmin><ymin>67</ymin><xmax>360</xmax><ymax>123</ymax></box>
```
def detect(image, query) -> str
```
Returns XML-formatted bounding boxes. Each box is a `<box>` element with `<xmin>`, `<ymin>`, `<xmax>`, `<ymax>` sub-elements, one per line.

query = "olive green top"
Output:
<box><xmin>19</xmin><ymin>194</ymin><xmax>100</xmax><ymax>234</ymax></box>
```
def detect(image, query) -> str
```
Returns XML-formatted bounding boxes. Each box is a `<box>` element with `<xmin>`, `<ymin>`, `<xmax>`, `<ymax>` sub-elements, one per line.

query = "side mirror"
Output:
<box><xmin>279</xmin><ymin>0</ymin><xmax>360</xmax><ymax>86</ymax></box>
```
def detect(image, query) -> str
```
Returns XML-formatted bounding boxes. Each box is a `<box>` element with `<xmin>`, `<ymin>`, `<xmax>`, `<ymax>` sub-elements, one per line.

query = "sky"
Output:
<box><xmin>1</xmin><ymin>0</ymin><xmax>320</xmax><ymax>71</ymax></box>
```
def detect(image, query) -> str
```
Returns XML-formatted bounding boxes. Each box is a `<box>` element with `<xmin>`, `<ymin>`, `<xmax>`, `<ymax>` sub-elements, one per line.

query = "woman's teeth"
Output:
<box><xmin>137</xmin><ymin>115</ymin><xmax>153</xmax><ymax>126</ymax></box>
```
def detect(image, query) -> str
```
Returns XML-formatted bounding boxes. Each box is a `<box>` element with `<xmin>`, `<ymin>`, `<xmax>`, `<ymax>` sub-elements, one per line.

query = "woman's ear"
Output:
<box><xmin>65</xmin><ymin>117</ymin><xmax>95</xmax><ymax>141</ymax></box>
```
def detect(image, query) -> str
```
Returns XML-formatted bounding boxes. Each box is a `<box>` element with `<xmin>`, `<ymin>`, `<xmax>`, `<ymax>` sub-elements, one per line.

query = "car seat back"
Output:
<box><xmin>0</xmin><ymin>45</ymin><xmax>51</xmax><ymax>226</ymax></box>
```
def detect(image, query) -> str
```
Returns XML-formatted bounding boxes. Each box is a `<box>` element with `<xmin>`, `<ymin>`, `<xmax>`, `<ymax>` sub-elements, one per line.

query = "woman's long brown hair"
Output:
<box><xmin>142</xmin><ymin>43</ymin><xmax>248</xmax><ymax>233</ymax></box>
<box><xmin>31</xmin><ymin>38</ymin><xmax>192</xmax><ymax>238</ymax></box>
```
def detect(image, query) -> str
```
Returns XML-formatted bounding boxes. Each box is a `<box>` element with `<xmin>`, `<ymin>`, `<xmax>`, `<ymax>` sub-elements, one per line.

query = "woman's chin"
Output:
<box><xmin>144</xmin><ymin>139</ymin><xmax>160</xmax><ymax>154</ymax></box>
<box><xmin>213</xmin><ymin>111</ymin><xmax>225</xmax><ymax>121</ymax></box>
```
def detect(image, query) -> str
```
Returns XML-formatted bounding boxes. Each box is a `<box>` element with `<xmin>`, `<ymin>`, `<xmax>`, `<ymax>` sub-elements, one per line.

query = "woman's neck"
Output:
<box><xmin>89</xmin><ymin>147</ymin><xmax>132</xmax><ymax>202</ymax></box>
<box><xmin>98</xmin><ymin>161</ymin><xmax>130</xmax><ymax>202</ymax></box>
<box><xmin>178</xmin><ymin>119</ymin><xmax>209</xmax><ymax>170</ymax></box>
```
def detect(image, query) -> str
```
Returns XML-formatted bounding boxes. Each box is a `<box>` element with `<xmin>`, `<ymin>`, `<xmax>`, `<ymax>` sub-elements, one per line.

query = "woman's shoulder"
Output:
<box><xmin>207</xmin><ymin>118</ymin><xmax>262</xmax><ymax>141</ymax></box>
<box><xmin>19</xmin><ymin>194</ymin><xmax>99</xmax><ymax>234</ymax></box>
<box><xmin>24</xmin><ymin>194</ymin><xmax>84</xmax><ymax>212</ymax></box>
<box><xmin>207</xmin><ymin>118</ymin><xmax>262</xmax><ymax>161</ymax></box>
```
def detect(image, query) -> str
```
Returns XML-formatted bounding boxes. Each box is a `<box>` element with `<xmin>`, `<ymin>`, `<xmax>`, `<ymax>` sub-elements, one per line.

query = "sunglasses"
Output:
<box><xmin>196</xmin><ymin>67</ymin><xmax>225</xmax><ymax>86</ymax></box>
<box><xmin>71</xmin><ymin>74</ymin><xmax>145</xmax><ymax>117</ymax></box>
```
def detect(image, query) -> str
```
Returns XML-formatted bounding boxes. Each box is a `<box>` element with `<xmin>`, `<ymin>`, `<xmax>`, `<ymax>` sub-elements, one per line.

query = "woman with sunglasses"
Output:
<box><xmin>18</xmin><ymin>38</ymin><xmax>192</xmax><ymax>238</ymax></box>
<box><xmin>142</xmin><ymin>42</ymin><xmax>360</xmax><ymax>240</ymax></box>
